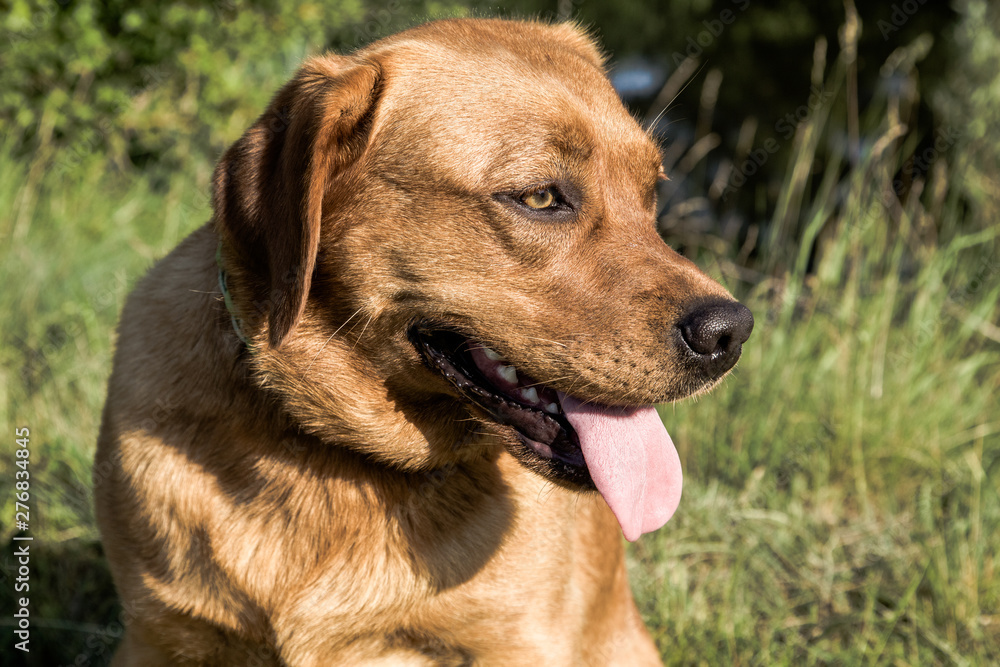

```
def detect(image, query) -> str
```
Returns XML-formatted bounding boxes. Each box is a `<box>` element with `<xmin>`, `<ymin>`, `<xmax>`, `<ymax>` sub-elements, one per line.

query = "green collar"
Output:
<box><xmin>216</xmin><ymin>243</ymin><xmax>249</xmax><ymax>346</ymax></box>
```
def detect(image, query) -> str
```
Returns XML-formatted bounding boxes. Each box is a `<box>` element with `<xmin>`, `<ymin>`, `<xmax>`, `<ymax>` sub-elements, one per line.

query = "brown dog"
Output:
<box><xmin>95</xmin><ymin>18</ymin><xmax>752</xmax><ymax>665</ymax></box>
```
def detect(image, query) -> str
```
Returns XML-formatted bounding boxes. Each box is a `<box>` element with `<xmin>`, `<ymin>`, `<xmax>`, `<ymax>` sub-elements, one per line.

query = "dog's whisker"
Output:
<box><xmin>524</xmin><ymin>375</ymin><xmax>574</xmax><ymax>389</ymax></box>
<box><xmin>306</xmin><ymin>307</ymin><xmax>364</xmax><ymax>371</ymax></box>
<box><xmin>453</xmin><ymin>416</ymin><xmax>482</xmax><ymax>424</ymax></box>
<box><xmin>517</xmin><ymin>335</ymin><xmax>569</xmax><ymax>348</ymax></box>
<box><xmin>344</xmin><ymin>311</ymin><xmax>372</xmax><ymax>336</ymax></box>
<box><xmin>562</xmin><ymin>376</ymin><xmax>597</xmax><ymax>397</ymax></box>
<box><xmin>351</xmin><ymin>313</ymin><xmax>376</xmax><ymax>351</ymax></box>
<box><xmin>643</xmin><ymin>57</ymin><xmax>706</xmax><ymax>131</ymax></box>
<box><xmin>535</xmin><ymin>479</ymin><xmax>561</xmax><ymax>506</ymax></box>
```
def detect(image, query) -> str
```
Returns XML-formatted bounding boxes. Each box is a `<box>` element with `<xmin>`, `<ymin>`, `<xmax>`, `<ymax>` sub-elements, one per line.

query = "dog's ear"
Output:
<box><xmin>213</xmin><ymin>56</ymin><xmax>381</xmax><ymax>349</ymax></box>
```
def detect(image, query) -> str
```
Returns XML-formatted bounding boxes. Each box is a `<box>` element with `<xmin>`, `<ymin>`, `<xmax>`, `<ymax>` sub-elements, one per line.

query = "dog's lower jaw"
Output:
<box><xmin>408</xmin><ymin>324</ymin><xmax>598</xmax><ymax>489</ymax></box>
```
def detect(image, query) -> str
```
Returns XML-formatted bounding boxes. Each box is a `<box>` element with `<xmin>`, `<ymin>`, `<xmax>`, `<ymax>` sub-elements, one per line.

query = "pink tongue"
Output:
<box><xmin>558</xmin><ymin>392</ymin><xmax>682</xmax><ymax>542</ymax></box>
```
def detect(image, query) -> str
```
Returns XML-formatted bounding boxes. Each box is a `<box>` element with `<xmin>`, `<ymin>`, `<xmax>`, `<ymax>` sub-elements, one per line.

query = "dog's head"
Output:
<box><xmin>212</xmin><ymin>19</ymin><xmax>752</xmax><ymax>540</ymax></box>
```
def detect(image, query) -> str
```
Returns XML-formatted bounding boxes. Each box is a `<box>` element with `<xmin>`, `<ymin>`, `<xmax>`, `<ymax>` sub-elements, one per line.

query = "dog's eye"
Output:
<box><xmin>495</xmin><ymin>183</ymin><xmax>576</xmax><ymax>219</ymax></box>
<box><xmin>521</xmin><ymin>187</ymin><xmax>558</xmax><ymax>210</ymax></box>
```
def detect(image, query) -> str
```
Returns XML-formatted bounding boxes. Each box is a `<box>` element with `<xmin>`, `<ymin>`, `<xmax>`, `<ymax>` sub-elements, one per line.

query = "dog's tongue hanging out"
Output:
<box><xmin>557</xmin><ymin>392</ymin><xmax>682</xmax><ymax>542</ymax></box>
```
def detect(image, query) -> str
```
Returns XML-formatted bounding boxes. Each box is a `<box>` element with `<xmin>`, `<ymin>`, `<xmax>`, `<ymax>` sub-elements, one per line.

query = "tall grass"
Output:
<box><xmin>634</xmin><ymin>8</ymin><xmax>1000</xmax><ymax>665</ymax></box>
<box><xmin>0</xmin><ymin>151</ymin><xmax>215</xmax><ymax>664</ymax></box>
<box><xmin>1</xmin><ymin>10</ymin><xmax>998</xmax><ymax>667</ymax></box>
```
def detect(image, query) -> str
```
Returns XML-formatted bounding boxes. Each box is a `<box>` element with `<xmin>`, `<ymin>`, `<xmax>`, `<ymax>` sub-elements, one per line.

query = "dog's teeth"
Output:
<box><xmin>482</xmin><ymin>346</ymin><xmax>504</xmax><ymax>361</ymax></box>
<box><xmin>497</xmin><ymin>364</ymin><xmax>518</xmax><ymax>384</ymax></box>
<box><xmin>519</xmin><ymin>387</ymin><xmax>539</xmax><ymax>404</ymax></box>
<box><xmin>544</xmin><ymin>402</ymin><xmax>559</xmax><ymax>414</ymax></box>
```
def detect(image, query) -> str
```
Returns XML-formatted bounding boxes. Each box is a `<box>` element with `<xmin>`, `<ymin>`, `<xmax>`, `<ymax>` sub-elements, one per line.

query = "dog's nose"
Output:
<box><xmin>677</xmin><ymin>300</ymin><xmax>754</xmax><ymax>379</ymax></box>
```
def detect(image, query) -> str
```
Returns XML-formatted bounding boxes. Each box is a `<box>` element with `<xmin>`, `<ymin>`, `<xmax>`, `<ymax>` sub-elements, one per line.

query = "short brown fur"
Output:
<box><xmin>96</xmin><ymin>19</ymin><xmax>740</xmax><ymax>665</ymax></box>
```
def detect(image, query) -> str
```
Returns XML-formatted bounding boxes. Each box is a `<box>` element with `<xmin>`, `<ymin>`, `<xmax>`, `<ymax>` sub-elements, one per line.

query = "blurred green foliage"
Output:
<box><xmin>0</xmin><ymin>0</ymin><xmax>471</xmax><ymax>172</ymax></box>
<box><xmin>2</xmin><ymin>1</ymin><xmax>959</xmax><ymax>177</ymax></box>
<box><xmin>934</xmin><ymin>0</ymin><xmax>1000</xmax><ymax>223</ymax></box>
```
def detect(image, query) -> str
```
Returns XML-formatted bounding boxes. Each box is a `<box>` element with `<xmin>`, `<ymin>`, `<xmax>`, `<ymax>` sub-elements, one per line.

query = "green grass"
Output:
<box><xmin>2</xmin><ymin>28</ymin><xmax>999</xmax><ymax>667</ymax></box>
<box><xmin>638</xmin><ymin>237</ymin><xmax>1000</xmax><ymax>664</ymax></box>
<box><xmin>631</xmin><ymin>26</ymin><xmax>1000</xmax><ymax>664</ymax></box>
<box><xmin>0</xmin><ymin>154</ymin><xmax>214</xmax><ymax>665</ymax></box>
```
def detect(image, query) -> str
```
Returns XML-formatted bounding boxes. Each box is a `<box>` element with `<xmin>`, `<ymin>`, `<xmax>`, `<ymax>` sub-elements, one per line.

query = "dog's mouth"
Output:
<box><xmin>409</xmin><ymin>324</ymin><xmax>591</xmax><ymax>485</ymax></box>
<box><xmin>409</xmin><ymin>321</ymin><xmax>684</xmax><ymax>541</ymax></box>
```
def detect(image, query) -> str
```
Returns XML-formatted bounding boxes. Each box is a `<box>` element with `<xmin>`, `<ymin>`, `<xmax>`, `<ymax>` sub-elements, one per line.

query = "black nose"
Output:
<box><xmin>677</xmin><ymin>299</ymin><xmax>754</xmax><ymax>379</ymax></box>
